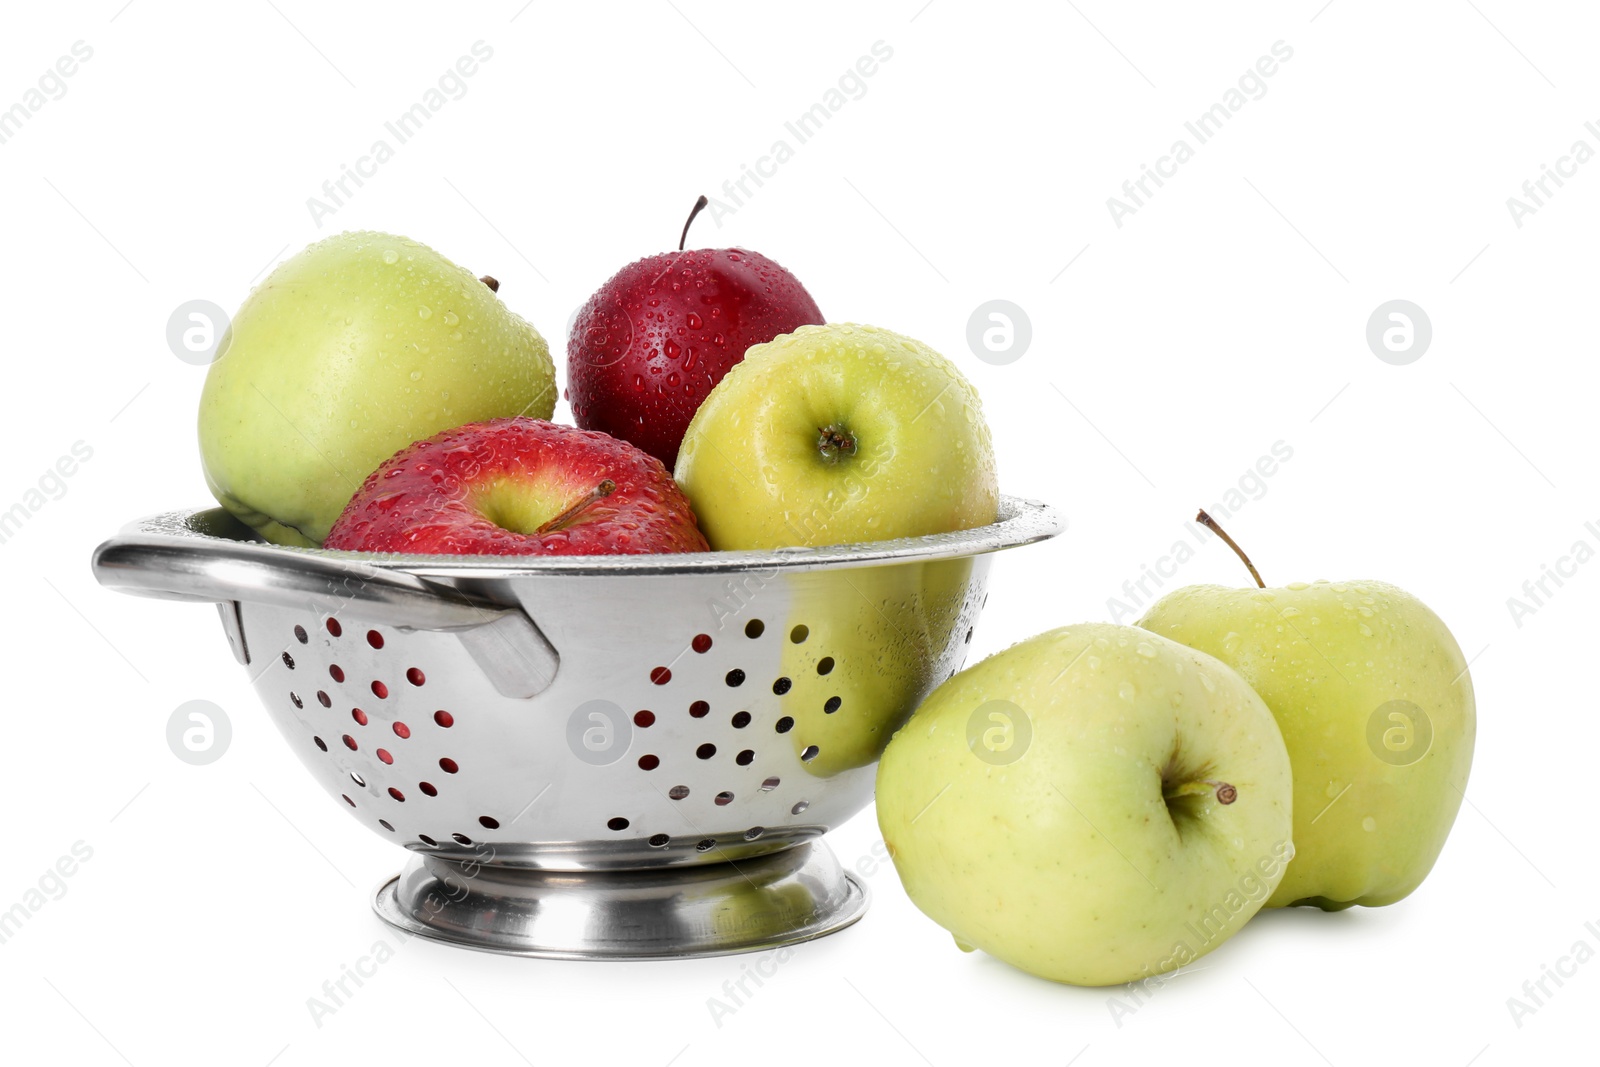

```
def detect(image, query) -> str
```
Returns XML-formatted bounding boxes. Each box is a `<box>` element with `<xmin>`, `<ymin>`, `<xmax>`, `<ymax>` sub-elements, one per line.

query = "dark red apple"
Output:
<box><xmin>324</xmin><ymin>418</ymin><xmax>708</xmax><ymax>555</ymax></box>
<box><xmin>567</xmin><ymin>197</ymin><xmax>824</xmax><ymax>468</ymax></box>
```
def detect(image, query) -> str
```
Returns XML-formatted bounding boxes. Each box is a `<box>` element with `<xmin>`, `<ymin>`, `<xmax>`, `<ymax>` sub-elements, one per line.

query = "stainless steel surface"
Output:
<box><xmin>374</xmin><ymin>841</ymin><xmax>868</xmax><ymax>959</ymax></box>
<box><xmin>91</xmin><ymin>496</ymin><xmax>1061</xmax><ymax>957</ymax></box>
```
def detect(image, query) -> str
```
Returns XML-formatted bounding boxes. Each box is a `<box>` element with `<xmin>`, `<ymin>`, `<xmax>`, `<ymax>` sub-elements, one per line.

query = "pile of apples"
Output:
<box><xmin>194</xmin><ymin>201</ymin><xmax>1474</xmax><ymax>989</ymax></box>
<box><xmin>197</xmin><ymin>198</ymin><xmax>996</xmax><ymax>556</ymax></box>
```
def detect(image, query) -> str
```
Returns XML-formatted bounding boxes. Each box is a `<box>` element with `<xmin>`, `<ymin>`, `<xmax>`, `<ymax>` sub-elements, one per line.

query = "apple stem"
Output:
<box><xmin>1164</xmin><ymin>779</ymin><xmax>1238</xmax><ymax>805</ymax></box>
<box><xmin>680</xmin><ymin>195</ymin><xmax>710</xmax><ymax>251</ymax></box>
<box><xmin>480</xmin><ymin>275</ymin><xmax>500</xmax><ymax>293</ymax></box>
<box><xmin>1196</xmin><ymin>509</ymin><xmax>1265</xmax><ymax>588</ymax></box>
<box><xmin>816</xmin><ymin>425</ymin><xmax>858</xmax><ymax>462</ymax></box>
<box><xmin>537</xmin><ymin>479</ymin><xmax>617</xmax><ymax>535</ymax></box>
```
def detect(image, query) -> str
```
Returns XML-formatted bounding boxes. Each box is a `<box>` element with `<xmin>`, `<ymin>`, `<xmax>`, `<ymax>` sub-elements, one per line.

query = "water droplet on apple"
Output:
<box><xmin>686</xmin><ymin>313</ymin><xmax>702</xmax><ymax>330</ymax></box>
<box><xmin>1117</xmin><ymin>681</ymin><xmax>1136</xmax><ymax>701</ymax></box>
<box><xmin>632</xmin><ymin>374</ymin><xmax>645</xmax><ymax>392</ymax></box>
<box><xmin>382</xmin><ymin>249</ymin><xmax>399</xmax><ymax>265</ymax></box>
<box><xmin>1358</xmin><ymin>623</ymin><xmax>1374</xmax><ymax>637</ymax></box>
<box><xmin>443</xmin><ymin>311</ymin><xmax>459</xmax><ymax>326</ymax></box>
<box><xmin>417</xmin><ymin>305</ymin><xmax>432</xmax><ymax>319</ymax></box>
<box><xmin>664</xmin><ymin>339</ymin><xmax>681</xmax><ymax>360</ymax></box>
<box><xmin>1280</xmin><ymin>606</ymin><xmax>1302</xmax><ymax>618</ymax></box>
<box><xmin>1361</xmin><ymin>816</ymin><xmax>1377</xmax><ymax>832</ymax></box>
<box><xmin>410</xmin><ymin>370</ymin><xmax>422</xmax><ymax>381</ymax></box>
<box><xmin>1085</xmin><ymin>655</ymin><xmax>1100</xmax><ymax>670</ymax></box>
<box><xmin>1135</xmin><ymin>642</ymin><xmax>1157</xmax><ymax>659</ymax></box>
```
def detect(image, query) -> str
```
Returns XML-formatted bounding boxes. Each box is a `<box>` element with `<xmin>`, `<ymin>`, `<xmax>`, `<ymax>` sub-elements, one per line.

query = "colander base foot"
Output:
<box><xmin>372</xmin><ymin>841</ymin><xmax>868</xmax><ymax>960</ymax></box>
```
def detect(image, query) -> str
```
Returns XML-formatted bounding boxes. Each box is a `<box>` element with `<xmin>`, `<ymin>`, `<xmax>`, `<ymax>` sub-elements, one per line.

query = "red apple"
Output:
<box><xmin>324</xmin><ymin>418</ymin><xmax>708</xmax><ymax>556</ymax></box>
<box><xmin>567</xmin><ymin>196</ymin><xmax>824</xmax><ymax>468</ymax></box>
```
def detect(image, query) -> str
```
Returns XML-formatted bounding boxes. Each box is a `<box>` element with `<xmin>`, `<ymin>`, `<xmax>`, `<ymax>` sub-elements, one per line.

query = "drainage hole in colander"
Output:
<box><xmin>668</xmin><ymin>785</ymin><xmax>690</xmax><ymax>800</ymax></box>
<box><xmin>393</xmin><ymin>721</ymin><xmax>411</xmax><ymax>739</ymax></box>
<box><xmin>650</xmin><ymin>666</ymin><xmax>672</xmax><ymax>685</ymax></box>
<box><xmin>451</xmin><ymin>832</ymin><xmax>472</xmax><ymax>845</ymax></box>
<box><xmin>695</xmin><ymin>839</ymin><xmax>716</xmax><ymax>852</ymax></box>
<box><xmin>772</xmin><ymin>676</ymin><xmax>792</xmax><ymax>695</ymax></box>
<box><xmin>696</xmin><ymin>743</ymin><xmax>717</xmax><ymax>760</ymax></box>
<box><xmin>313</xmin><ymin>736</ymin><xmax>327</xmax><ymax>751</ymax></box>
<box><xmin>367</xmin><ymin>629</ymin><xmax>384</xmax><ymax>649</ymax></box>
<box><xmin>817</xmin><ymin>657</ymin><xmax>834</xmax><ymax>675</ymax></box>
<box><xmin>282</xmin><ymin>651</ymin><xmax>296</xmax><ymax>670</ymax></box>
<box><xmin>775</xmin><ymin>716</ymin><xmax>794</xmax><ymax>734</ymax></box>
<box><xmin>329</xmin><ymin>664</ymin><xmax>345</xmax><ymax>683</ymax></box>
<box><xmin>418</xmin><ymin>834</ymin><xmax>437</xmax><ymax>847</ymax></box>
<box><xmin>607</xmin><ymin>817</ymin><xmax>629</xmax><ymax>831</ymax></box>
<box><xmin>406</xmin><ymin>667</ymin><xmax>425</xmax><ymax>686</ymax></box>
<box><xmin>433</xmin><ymin>710</ymin><xmax>453</xmax><ymax>728</ymax></box>
<box><xmin>760</xmin><ymin>777</ymin><xmax>780</xmax><ymax>792</ymax></box>
<box><xmin>715</xmin><ymin>791</ymin><xmax>734</xmax><ymax>806</ymax></box>
<box><xmin>648</xmin><ymin>833</ymin><xmax>670</xmax><ymax>847</ymax></box>
<box><xmin>479</xmin><ymin>816</ymin><xmax>499</xmax><ymax>829</ymax></box>
<box><xmin>342</xmin><ymin>734</ymin><xmax>357</xmax><ymax>750</ymax></box>
<box><xmin>371</xmin><ymin>680</ymin><xmax>389</xmax><ymax>699</ymax></box>
<box><xmin>791</xmin><ymin>800</ymin><xmax>810</xmax><ymax>815</ymax></box>
<box><xmin>730</xmin><ymin>711</ymin><xmax>751</xmax><ymax>729</ymax></box>
<box><xmin>290</xmin><ymin>692</ymin><xmax>303</xmax><ymax>709</ymax></box>
<box><xmin>379</xmin><ymin>819</ymin><xmax>394</xmax><ymax>832</ymax></box>
<box><xmin>439</xmin><ymin>757</ymin><xmax>459</xmax><ymax>774</ymax></box>
<box><xmin>824</xmin><ymin>696</ymin><xmax>841</xmax><ymax>714</ymax></box>
<box><xmin>801</xmin><ymin>746</ymin><xmax>820</xmax><ymax>762</ymax></box>
<box><xmin>965</xmin><ymin>628</ymin><xmax>974</xmax><ymax>644</ymax></box>
<box><xmin>638</xmin><ymin>754</ymin><xmax>660</xmax><ymax>770</ymax></box>
<box><xmin>352</xmin><ymin>708</ymin><xmax>368</xmax><ymax>726</ymax></box>
<box><xmin>388</xmin><ymin>787</ymin><xmax>405</xmax><ymax>802</ymax></box>
<box><xmin>692</xmin><ymin>633</ymin><xmax>712</xmax><ymax>653</ymax></box>
<box><xmin>294</xmin><ymin>624</ymin><xmax>308</xmax><ymax>644</ymax></box>
<box><xmin>342</xmin><ymin>794</ymin><xmax>355</xmax><ymax>807</ymax></box>
<box><xmin>736</xmin><ymin>749</ymin><xmax>755</xmax><ymax>765</ymax></box>
<box><xmin>419</xmin><ymin>782</ymin><xmax>438</xmax><ymax>797</ymax></box>
<box><xmin>744</xmin><ymin>826</ymin><xmax>765</xmax><ymax>840</ymax></box>
<box><xmin>350</xmin><ymin>772</ymin><xmax>365</xmax><ymax>786</ymax></box>
<box><xmin>745</xmin><ymin>619</ymin><xmax>764</xmax><ymax>639</ymax></box>
<box><xmin>317</xmin><ymin>691</ymin><xmax>332</xmax><ymax>708</ymax></box>
<box><xmin>633</xmin><ymin>710</ymin><xmax>655</xmax><ymax>728</ymax></box>
<box><xmin>725</xmin><ymin>669</ymin><xmax>745</xmax><ymax>687</ymax></box>
<box><xmin>377</xmin><ymin>748</ymin><xmax>393</xmax><ymax>765</ymax></box>
<box><xmin>326</xmin><ymin>618</ymin><xmax>342</xmax><ymax>637</ymax></box>
<box><xmin>790</xmin><ymin>625</ymin><xmax>808</xmax><ymax>644</ymax></box>
<box><xmin>690</xmin><ymin>700</ymin><xmax>710</xmax><ymax>718</ymax></box>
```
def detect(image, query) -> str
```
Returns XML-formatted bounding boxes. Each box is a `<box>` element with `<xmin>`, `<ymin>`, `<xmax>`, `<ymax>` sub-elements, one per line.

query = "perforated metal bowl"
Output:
<box><xmin>92</xmin><ymin>497</ymin><xmax>1060</xmax><ymax>958</ymax></box>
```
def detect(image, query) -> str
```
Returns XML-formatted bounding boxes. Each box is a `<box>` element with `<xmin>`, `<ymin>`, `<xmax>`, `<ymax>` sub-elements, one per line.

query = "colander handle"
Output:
<box><xmin>91</xmin><ymin>534</ymin><xmax>559</xmax><ymax>699</ymax></box>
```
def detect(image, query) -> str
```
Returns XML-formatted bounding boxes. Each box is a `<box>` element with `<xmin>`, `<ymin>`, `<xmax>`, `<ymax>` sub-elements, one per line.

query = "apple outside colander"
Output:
<box><xmin>91</xmin><ymin>497</ymin><xmax>1061</xmax><ymax>959</ymax></box>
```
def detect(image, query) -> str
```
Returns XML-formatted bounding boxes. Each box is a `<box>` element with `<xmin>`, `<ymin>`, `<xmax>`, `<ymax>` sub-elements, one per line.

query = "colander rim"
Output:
<box><xmin>118</xmin><ymin>495</ymin><xmax>1062</xmax><ymax>577</ymax></box>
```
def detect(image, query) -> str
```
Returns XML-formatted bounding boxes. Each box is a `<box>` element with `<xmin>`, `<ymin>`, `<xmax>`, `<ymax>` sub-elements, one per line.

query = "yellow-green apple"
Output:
<box><xmin>674</xmin><ymin>323</ymin><xmax>997</xmax><ymax>549</ymax></box>
<box><xmin>1138</xmin><ymin>511</ymin><xmax>1475</xmax><ymax>909</ymax></box>
<box><xmin>876</xmin><ymin>622</ymin><xmax>1294</xmax><ymax>986</ymax></box>
<box><xmin>323</xmin><ymin>418</ymin><xmax>707</xmax><ymax>556</ymax></box>
<box><xmin>199</xmin><ymin>232</ymin><xmax>556</xmax><ymax>546</ymax></box>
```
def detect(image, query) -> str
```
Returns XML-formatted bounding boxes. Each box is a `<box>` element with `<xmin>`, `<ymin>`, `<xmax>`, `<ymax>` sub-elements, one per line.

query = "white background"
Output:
<box><xmin>0</xmin><ymin>1</ymin><xmax>1592</xmax><ymax>1064</ymax></box>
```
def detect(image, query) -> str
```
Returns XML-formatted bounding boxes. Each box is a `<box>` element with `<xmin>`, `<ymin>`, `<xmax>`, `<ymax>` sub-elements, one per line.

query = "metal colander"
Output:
<box><xmin>92</xmin><ymin>497</ymin><xmax>1061</xmax><ymax>959</ymax></box>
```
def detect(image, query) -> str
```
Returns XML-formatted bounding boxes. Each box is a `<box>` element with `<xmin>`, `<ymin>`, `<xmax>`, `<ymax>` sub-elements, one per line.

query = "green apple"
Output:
<box><xmin>673</xmin><ymin>323</ymin><xmax>997</xmax><ymax>549</ymax></box>
<box><xmin>199</xmin><ymin>231</ymin><xmax>555</xmax><ymax>546</ymax></box>
<box><xmin>876</xmin><ymin>622</ymin><xmax>1294</xmax><ymax>986</ymax></box>
<box><xmin>1139</xmin><ymin>556</ymin><xmax>1475</xmax><ymax>909</ymax></box>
